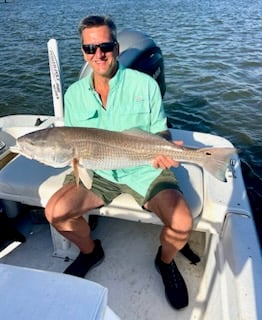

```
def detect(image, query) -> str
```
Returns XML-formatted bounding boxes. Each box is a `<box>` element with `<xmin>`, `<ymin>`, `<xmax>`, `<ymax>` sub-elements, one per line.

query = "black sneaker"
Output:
<box><xmin>64</xmin><ymin>239</ymin><xmax>104</xmax><ymax>278</ymax></box>
<box><xmin>180</xmin><ymin>243</ymin><xmax>200</xmax><ymax>265</ymax></box>
<box><xmin>155</xmin><ymin>246</ymin><xmax>189</xmax><ymax>309</ymax></box>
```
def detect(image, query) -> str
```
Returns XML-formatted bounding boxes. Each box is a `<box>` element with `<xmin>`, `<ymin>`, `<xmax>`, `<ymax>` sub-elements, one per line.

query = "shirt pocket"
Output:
<box><xmin>119</xmin><ymin>100</ymin><xmax>151</xmax><ymax>130</ymax></box>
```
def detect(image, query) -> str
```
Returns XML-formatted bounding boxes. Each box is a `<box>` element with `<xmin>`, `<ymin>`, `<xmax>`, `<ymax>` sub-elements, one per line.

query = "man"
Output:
<box><xmin>45</xmin><ymin>15</ymin><xmax>192</xmax><ymax>310</ymax></box>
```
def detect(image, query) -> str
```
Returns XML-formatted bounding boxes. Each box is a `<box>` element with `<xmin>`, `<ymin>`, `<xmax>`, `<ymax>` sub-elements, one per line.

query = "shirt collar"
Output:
<box><xmin>87</xmin><ymin>63</ymin><xmax>125</xmax><ymax>91</ymax></box>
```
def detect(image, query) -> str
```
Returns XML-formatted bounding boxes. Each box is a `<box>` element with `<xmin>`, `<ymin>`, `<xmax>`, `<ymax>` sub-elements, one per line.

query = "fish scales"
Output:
<box><xmin>60</xmin><ymin>127</ymin><xmax>173</xmax><ymax>168</ymax></box>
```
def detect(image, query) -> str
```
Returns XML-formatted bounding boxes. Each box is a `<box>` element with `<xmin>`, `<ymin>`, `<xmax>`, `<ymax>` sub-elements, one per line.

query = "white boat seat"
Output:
<box><xmin>0</xmin><ymin>154</ymin><xmax>203</xmax><ymax>218</ymax></box>
<box><xmin>0</xmin><ymin>154</ymin><xmax>203</xmax><ymax>258</ymax></box>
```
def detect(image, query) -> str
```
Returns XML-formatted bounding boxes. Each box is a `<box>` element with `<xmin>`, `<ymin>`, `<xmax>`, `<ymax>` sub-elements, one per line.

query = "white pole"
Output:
<box><xmin>47</xmin><ymin>39</ymin><xmax>64</xmax><ymax>124</ymax></box>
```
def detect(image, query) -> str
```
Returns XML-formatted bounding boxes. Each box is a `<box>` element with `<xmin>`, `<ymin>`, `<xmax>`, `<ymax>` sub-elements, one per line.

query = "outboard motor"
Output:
<box><xmin>79</xmin><ymin>29</ymin><xmax>166</xmax><ymax>97</ymax></box>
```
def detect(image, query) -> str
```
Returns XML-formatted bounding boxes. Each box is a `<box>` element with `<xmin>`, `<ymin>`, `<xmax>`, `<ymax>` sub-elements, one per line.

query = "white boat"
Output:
<box><xmin>0</xmin><ymin>30</ymin><xmax>261</xmax><ymax>320</ymax></box>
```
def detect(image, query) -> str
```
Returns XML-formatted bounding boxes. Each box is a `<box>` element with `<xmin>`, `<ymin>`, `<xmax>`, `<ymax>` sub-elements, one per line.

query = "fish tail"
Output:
<box><xmin>200</xmin><ymin>147</ymin><xmax>237</xmax><ymax>182</ymax></box>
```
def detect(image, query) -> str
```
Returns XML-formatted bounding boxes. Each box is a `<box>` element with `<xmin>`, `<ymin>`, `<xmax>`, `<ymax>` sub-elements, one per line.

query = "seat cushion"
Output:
<box><xmin>0</xmin><ymin>263</ymin><xmax>110</xmax><ymax>320</ymax></box>
<box><xmin>0</xmin><ymin>155</ymin><xmax>70</xmax><ymax>207</ymax></box>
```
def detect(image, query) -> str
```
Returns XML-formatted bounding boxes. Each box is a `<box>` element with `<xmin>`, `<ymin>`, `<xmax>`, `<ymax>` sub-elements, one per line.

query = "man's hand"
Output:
<box><xmin>152</xmin><ymin>140</ymin><xmax>183</xmax><ymax>169</ymax></box>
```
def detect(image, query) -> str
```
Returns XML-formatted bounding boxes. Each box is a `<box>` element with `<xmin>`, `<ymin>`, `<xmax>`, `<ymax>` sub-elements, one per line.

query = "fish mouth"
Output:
<box><xmin>9</xmin><ymin>144</ymin><xmax>34</xmax><ymax>160</ymax></box>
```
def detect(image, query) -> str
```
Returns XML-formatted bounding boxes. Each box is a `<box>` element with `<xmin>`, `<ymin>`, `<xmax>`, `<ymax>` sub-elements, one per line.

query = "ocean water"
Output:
<box><xmin>0</xmin><ymin>0</ymin><xmax>261</xmax><ymax>240</ymax></box>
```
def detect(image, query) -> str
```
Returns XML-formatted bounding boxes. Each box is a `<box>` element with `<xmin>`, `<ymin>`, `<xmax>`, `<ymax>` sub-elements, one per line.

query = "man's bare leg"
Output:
<box><xmin>45</xmin><ymin>183</ymin><xmax>105</xmax><ymax>277</ymax></box>
<box><xmin>145</xmin><ymin>189</ymin><xmax>192</xmax><ymax>309</ymax></box>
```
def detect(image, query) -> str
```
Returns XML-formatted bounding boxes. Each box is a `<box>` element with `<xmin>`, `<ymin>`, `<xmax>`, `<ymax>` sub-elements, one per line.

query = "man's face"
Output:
<box><xmin>81</xmin><ymin>25</ymin><xmax>119</xmax><ymax>79</ymax></box>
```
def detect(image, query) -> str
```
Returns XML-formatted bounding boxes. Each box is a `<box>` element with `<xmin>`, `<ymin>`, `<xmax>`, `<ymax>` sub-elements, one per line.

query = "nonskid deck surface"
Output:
<box><xmin>0</xmin><ymin>215</ymin><xmax>206</xmax><ymax>320</ymax></box>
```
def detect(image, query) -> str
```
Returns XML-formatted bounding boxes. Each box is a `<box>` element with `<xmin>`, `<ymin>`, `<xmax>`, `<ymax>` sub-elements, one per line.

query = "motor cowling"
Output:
<box><xmin>79</xmin><ymin>29</ymin><xmax>166</xmax><ymax>98</ymax></box>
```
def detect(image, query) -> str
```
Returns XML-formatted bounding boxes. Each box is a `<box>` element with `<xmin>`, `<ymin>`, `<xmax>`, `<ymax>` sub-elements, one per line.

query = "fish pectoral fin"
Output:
<box><xmin>72</xmin><ymin>159</ymin><xmax>93</xmax><ymax>189</ymax></box>
<box><xmin>72</xmin><ymin>158</ymin><xmax>80</xmax><ymax>188</ymax></box>
<box><xmin>78</xmin><ymin>167</ymin><xmax>94</xmax><ymax>190</ymax></box>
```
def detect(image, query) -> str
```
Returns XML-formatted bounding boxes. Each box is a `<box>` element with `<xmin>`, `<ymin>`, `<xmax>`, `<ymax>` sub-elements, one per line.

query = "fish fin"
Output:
<box><xmin>123</xmin><ymin>128</ymin><xmax>167</xmax><ymax>142</ymax></box>
<box><xmin>123</xmin><ymin>128</ymin><xmax>156</xmax><ymax>137</ymax></box>
<box><xmin>72</xmin><ymin>158</ymin><xmax>80</xmax><ymax>188</ymax></box>
<box><xmin>78</xmin><ymin>167</ymin><xmax>94</xmax><ymax>189</ymax></box>
<box><xmin>200</xmin><ymin>147</ymin><xmax>237</xmax><ymax>181</ymax></box>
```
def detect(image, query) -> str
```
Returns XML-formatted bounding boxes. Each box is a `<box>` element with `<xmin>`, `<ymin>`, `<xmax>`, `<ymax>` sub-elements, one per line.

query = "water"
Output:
<box><xmin>0</xmin><ymin>0</ymin><xmax>261</xmax><ymax>241</ymax></box>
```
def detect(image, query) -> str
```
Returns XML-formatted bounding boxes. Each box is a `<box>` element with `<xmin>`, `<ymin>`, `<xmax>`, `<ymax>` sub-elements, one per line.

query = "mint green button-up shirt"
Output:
<box><xmin>64</xmin><ymin>64</ymin><xmax>168</xmax><ymax>197</ymax></box>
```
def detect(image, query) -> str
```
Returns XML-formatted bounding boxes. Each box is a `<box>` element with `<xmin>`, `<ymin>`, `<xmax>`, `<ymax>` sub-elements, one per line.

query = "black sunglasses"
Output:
<box><xmin>82</xmin><ymin>41</ymin><xmax>117</xmax><ymax>54</ymax></box>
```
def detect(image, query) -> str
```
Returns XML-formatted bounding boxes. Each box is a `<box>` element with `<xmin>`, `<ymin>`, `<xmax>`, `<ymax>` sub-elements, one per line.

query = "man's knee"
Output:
<box><xmin>45</xmin><ymin>184</ymin><xmax>77</xmax><ymax>225</ymax></box>
<box><xmin>171</xmin><ymin>211</ymin><xmax>193</xmax><ymax>234</ymax></box>
<box><xmin>162</xmin><ymin>209</ymin><xmax>193</xmax><ymax>246</ymax></box>
<box><xmin>45</xmin><ymin>202</ymin><xmax>59</xmax><ymax>225</ymax></box>
<box><xmin>161</xmin><ymin>198</ymin><xmax>193</xmax><ymax>237</ymax></box>
<box><xmin>170</xmin><ymin>199</ymin><xmax>193</xmax><ymax>232</ymax></box>
<box><xmin>45</xmin><ymin>197</ymin><xmax>68</xmax><ymax>225</ymax></box>
<box><xmin>147</xmin><ymin>189</ymin><xmax>192</xmax><ymax>227</ymax></box>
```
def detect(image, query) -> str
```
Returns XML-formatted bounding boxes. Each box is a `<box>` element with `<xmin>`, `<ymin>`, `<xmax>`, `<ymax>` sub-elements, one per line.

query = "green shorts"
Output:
<box><xmin>64</xmin><ymin>169</ymin><xmax>181</xmax><ymax>207</ymax></box>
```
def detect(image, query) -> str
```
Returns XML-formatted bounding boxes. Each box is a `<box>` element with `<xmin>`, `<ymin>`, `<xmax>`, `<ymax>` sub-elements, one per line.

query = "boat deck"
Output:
<box><xmin>0</xmin><ymin>213</ymin><xmax>206</xmax><ymax>319</ymax></box>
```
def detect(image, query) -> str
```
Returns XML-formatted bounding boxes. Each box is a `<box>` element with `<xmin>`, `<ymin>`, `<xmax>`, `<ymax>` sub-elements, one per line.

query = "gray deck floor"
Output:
<box><xmin>0</xmin><ymin>215</ymin><xmax>206</xmax><ymax>320</ymax></box>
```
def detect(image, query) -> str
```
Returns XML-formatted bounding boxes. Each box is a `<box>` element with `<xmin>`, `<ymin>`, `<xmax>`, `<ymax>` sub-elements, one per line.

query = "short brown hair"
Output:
<box><xmin>78</xmin><ymin>15</ymin><xmax>117</xmax><ymax>43</ymax></box>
